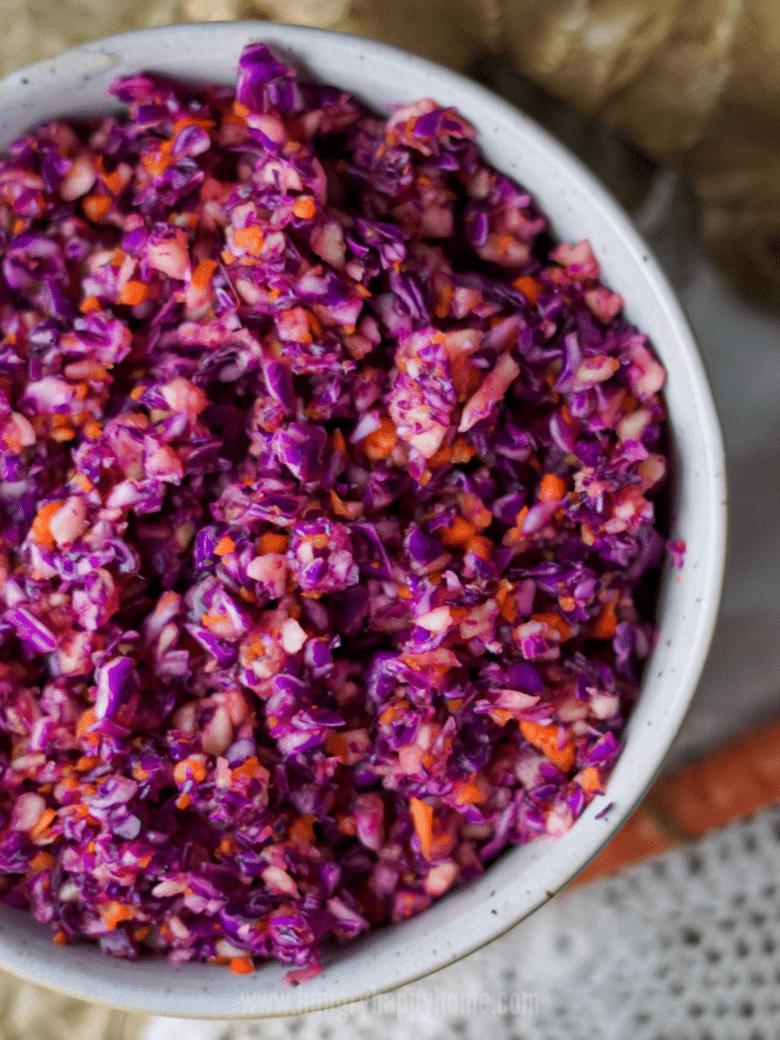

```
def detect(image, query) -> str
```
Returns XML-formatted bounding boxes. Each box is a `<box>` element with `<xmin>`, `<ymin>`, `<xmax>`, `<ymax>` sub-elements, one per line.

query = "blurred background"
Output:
<box><xmin>4</xmin><ymin>2</ymin><xmax>780</xmax><ymax>1038</ymax></box>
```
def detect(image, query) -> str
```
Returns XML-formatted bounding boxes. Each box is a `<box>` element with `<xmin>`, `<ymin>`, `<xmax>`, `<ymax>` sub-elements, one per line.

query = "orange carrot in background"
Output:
<box><xmin>573</xmin><ymin>714</ymin><xmax>780</xmax><ymax>886</ymax></box>
<box><xmin>410</xmin><ymin>797</ymin><xmax>434</xmax><ymax>858</ymax></box>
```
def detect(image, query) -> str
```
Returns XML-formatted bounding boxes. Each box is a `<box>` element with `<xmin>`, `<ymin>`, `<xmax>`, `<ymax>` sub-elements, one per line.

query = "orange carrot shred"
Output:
<box><xmin>531</xmin><ymin>611</ymin><xmax>572</xmax><ymax>642</ymax></box>
<box><xmin>326</xmin><ymin>733</ymin><xmax>349</xmax><ymax>763</ymax></box>
<box><xmin>290</xmin><ymin>815</ymin><xmax>315</xmax><ymax>845</ymax></box>
<box><xmin>519</xmin><ymin>720</ymin><xmax>575</xmax><ymax>773</ymax></box>
<box><xmin>466</xmin><ymin>535</ymin><xmax>494</xmax><ymax>560</ymax></box>
<box><xmin>364</xmin><ymin>418</ymin><xmax>398</xmax><ymax>461</ymax></box>
<box><xmin>79</xmin><ymin>295</ymin><xmax>101</xmax><ymax>313</ymax></box>
<box><xmin>440</xmin><ymin>516</ymin><xmax>476</xmax><ymax>547</ymax></box>
<box><xmin>119</xmin><ymin>280</ymin><xmax>150</xmax><ymax>306</ymax></box>
<box><xmin>512</xmin><ymin>275</ymin><xmax>542</xmax><ymax>305</ymax></box>
<box><xmin>82</xmin><ymin>194</ymin><xmax>111</xmax><ymax>221</ymax></box>
<box><xmin>454</xmin><ymin>776</ymin><xmax>486</xmax><ymax>804</ymax></box>
<box><xmin>259</xmin><ymin>532</ymin><xmax>288</xmax><ymax>555</ymax></box>
<box><xmin>539</xmin><ymin>473</ymin><xmax>566</xmax><ymax>503</ymax></box>
<box><xmin>591</xmin><ymin>599</ymin><xmax>618</xmax><ymax>639</ymax></box>
<box><xmin>233</xmin><ymin>225</ymin><xmax>264</xmax><ymax>254</ymax></box>
<box><xmin>30</xmin><ymin>851</ymin><xmax>55</xmax><ymax>872</ymax></box>
<box><xmin>579</xmin><ymin>766</ymin><xmax>602</xmax><ymax>792</ymax></box>
<box><xmin>101</xmin><ymin>901</ymin><xmax>135</xmax><ymax>930</ymax></box>
<box><xmin>230</xmin><ymin>956</ymin><xmax>255</xmax><ymax>975</ymax></box>
<box><xmin>191</xmin><ymin>259</ymin><xmax>218</xmax><ymax>290</ymax></box>
<box><xmin>409</xmin><ymin>796</ymin><xmax>434</xmax><ymax>858</ymax></box>
<box><xmin>30</xmin><ymin>501</ymin><xmax>62</xmax><ymax>547</ymax></box>
<box><xmin>292</xmin><ymin>196</ymin><xmax>317</xmax><ymax>219</ymax></box>
<box><xmin>214</xmin><ymin>535</ymin><xmax>236</xmax><ymax>557</ymax></box>
<box><xmin>173</xmin><ymin>757</ymin><xmax>207</xmax><ymax>784</ymax></box>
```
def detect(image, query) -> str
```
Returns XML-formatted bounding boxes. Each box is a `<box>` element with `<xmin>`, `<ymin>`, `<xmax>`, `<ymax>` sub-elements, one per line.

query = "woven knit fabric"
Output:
<box><xmin>141</xmin><ymin>802</ymin><xmax>780</xmax><ymax>1040</ymax></box>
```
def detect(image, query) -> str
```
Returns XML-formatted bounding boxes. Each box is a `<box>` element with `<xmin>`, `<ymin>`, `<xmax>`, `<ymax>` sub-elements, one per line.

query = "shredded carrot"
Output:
<box><xmin>214</xmin><ymin>535</ymin><xmax>236</xmax><ymax>557</ymax></box>
<box><xmin>221</xmin><ymin>250</ymin><xmax>236</xmax><ymax>264</ymax></box>
<box><xmin>539</xmin><ymin>473</ymin><xmax>566</xmax><ymax>503</ymax></box>
<box><xmin>364</xmin><ymin>418</ymin><xmax>398</xmax><ymax>461</ymax></box>
<box><xmin>217</xmin><ymin>836</ymin><xmax>233</xmax><ymax>854</ymax></box>
<box><xmin>307</xmin><ymin>309</ymin><xmax>324</xmax><ymax>339</ymax></box>
<box><xmin>118</xmin><ymin>280</ymin><xmax>150</xmax><ymax>306</ymax></box>
<box><xmin>379</xmin><ymin>704</ymin><xmax>399</xmax><ymax>726</ymax></box>
<box><xmin>201</xmin><ymin>611</ymin><xmax>231</xmax><ymax>631</ymax></box>
<box><xmin>519</xmin><ymin>720</ymin><xmax>575</xmax><ymax>773</ymax></box>
<box><xmin>454</xmin><ymin>775</ymin><xmax>486</xmax><ymax>804</ymax></box>
<box><xmin>579</xmin><ymin>766</ymin><xmax>602</xmax><ymax>792</ymax></box>
<box><xmin>230</xmin><ymin>956</ymin><xmax>255</xmax><ymax>975</ymax></box>
<box><xmin>326</xmin><ymin>733</ymin><xmax>349</xmax><ymax>763</ymax></box>
<box><xmin>79</xmin><ymin>295</ymin><xmax>101</xmax><ymax>313</ymax></box>
<box><xmin>82</xmin><ymin>421</ymin><xmax>102</xmax><ymax>440</ymax></box>
<box><xmin>101</xmin><ymin>900</ymin><xmax>135</xmax><ymax>930</ymax></box>
<box><xmin>75</xmin><ymin>756</ymin><xmax>100</xmax><ymax>772</ymax></box>
<box><xmin>141</xmin><ymin>140</ymin><xmax>174</xmax><ymax>178</ymax></box>
<box><xmin>495</xmin><ymin>580</ymin><xmax>517</xmax><ymax>623</ymax></box>
<box><xmin>336</xmin><ymin>813</ymin><xmax>356</xmax><ymax>835</ymax></box>
<box><xmin>75</xmin><ymin>708</ymin><xmax>97</xmax><ymax>739</ymax></box>
<box><xmin>233</xmin><ymin>225</ymin><xmax>264</xmax><ymax>254</ymax></box>
<box><xmin>591</xmin><ymin>599</ymin><xmax>618</xmax><ymax>639</ymax></box>
<box><xmin>289</xmin><ymin>814</ymin><xmax>315</xmax><ymax>845</ymax></box>
<box><xmin>451</xmin><ymin>438</ymin><xmax>477</xmax><ymax>464</ymax></box>
<box><xmin>489</xmin><ymin>707</ymin><xmax>513</xmax><ymax>725</ymax></box>
<box><xmin>232</xmin><ymin>100</ymin><xmax>250</xmax><ymax>118</ymax></box>
<box><xmin>231</xmin><ymin>756</ymin><xmax>262</xmax><ymax>781</ymax></box>
<box><xmin>172</xmin><ymin>115</ymin><xmax>214</xmax><ymax>135</ymax></box>
<box><xmin>466</xmin><ymin>535</ymin><xmax>494</xmax><ymax>560</ymax></box>
<box><xmin>29</xmin><ymin>851</ymin><xmax>55</xmax><ymax>872</ymax></box>
<box><xmin>440</xmin><ymin>516</ymin><xmax>476</xmax><ymax>547</ymax></box>
<box><xmin>428</xmin><ymin>444</ymin><xmax>454</xmax><ymax>468</ymax></box>
<box><xmin>242</xmin><ymin>634</ymin><xmax>266</xmax><ymax>662</ymax></box>
<box><xmin>30</xmin><ymin>500</ymin><xmax>62</xmax><ymax>547</ymax></box>
<box><xmin>397</xmin><ymin>585</ymin><xmax>413</xmax><ymax>601</ymax></box>
<box><xmin>176</xmin><ymin>793</ymin><xmax>191</xmax><ymax>810</ymax></box>
<box><xmin>259</xmin><ymin>532</ymin><xmax>288</xmax><ymax>555</ymax></box>
<box><xmin>531</xmin><ymin>611</ymin><xmax>572</xmax><ymax>642</ymax></box>
<box><xmin>82</xmin><ymin>194</ymin><xmax>111</xmax><ymax>221</ymax></box>
<box><xmin>51</xmin><ymin>426</ymin><xmax>75</xmax><ymax>443</ymax></box>
<box><xmin>512</xmin><ymin>275</ymin><xmax>542</xmax><ymax>305</ymax></box>
<box><xmin>191</xmin><ymin>258</ymin><xmax>218</xmax><ymax>290</ymax></box>
<box><xmin>173</xmin><ymin>757</ymin><xmax>207</xmax><ymax>784</ymax></box>
<box><xmin>409</xmin><ymin>796</ymin><xmax>434</xmax><ymax>858</ymax></box>
<box><xmin>434</xmin><ymin>279</ymin><xmax>454</xmax><ymax>318</ymax></box>
<box><xmin>292</xmin><ymin>195</ymin><xmax>317</xmax><ymax>220</ymax></box>
<box><xmin>102</xmin><ymin>168</ymin><xmax>125</xmax><ymax>195</ymax></box>
<box><xmin>53</xmin><ymin>931</ymin><xmax>68</xmax><ymax>945</ymax></box>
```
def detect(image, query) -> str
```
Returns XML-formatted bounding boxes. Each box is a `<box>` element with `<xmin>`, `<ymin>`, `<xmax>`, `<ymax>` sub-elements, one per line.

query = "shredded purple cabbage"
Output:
<box><xmin>0</xmin><ymin>44</ymin><xmax>676</xmax><ymax>975</ymax></box>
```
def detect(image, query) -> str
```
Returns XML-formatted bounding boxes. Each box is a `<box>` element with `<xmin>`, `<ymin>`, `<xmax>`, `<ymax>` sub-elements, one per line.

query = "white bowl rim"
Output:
<box><xmin>0</xmin><ymin>20</ymin><xmax>727</xmax><ymax>1018</ymax></box>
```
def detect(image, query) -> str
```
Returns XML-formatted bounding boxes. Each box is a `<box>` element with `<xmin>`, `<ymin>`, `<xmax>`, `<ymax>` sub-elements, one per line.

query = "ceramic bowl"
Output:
<box><xmin>0</xmin><ymin>21</ymin><xmax>727</xmax><ymax>1017</ymax></box>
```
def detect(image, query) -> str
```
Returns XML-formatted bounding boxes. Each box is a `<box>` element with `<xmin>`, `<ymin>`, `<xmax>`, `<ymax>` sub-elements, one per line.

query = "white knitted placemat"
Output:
<box><xmin>143</xmin><ymin>801</ymin><xmax>780</xmax><ymax>1040</ymax></box>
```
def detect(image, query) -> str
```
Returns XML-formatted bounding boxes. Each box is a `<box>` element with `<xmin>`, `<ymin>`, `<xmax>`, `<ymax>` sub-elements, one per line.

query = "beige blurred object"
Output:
<box><xmin>0</xmin><ymin>969</ymin><xmax>146</xmax><ymax>1040</ymax></box>
<box><xmin>3</xmin><ymin>0</ymin><xmax>780</xmax><ymax>305</ymax></box>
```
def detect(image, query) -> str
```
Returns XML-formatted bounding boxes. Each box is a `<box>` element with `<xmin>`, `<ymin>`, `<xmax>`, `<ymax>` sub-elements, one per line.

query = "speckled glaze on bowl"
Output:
<box><xmin>0</xmin><ymin>22</ymin><xmax>726</xmax><ymax>1018</ymax></box>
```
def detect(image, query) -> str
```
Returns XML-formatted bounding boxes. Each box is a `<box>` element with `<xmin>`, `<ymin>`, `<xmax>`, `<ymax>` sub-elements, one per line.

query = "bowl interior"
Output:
<box><xmin>0</xmin><ymin>22</ymin><xmax>726</xmax><ymax>1018</ymax></box>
